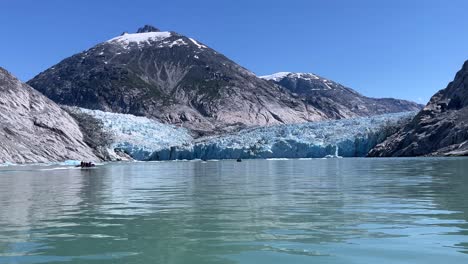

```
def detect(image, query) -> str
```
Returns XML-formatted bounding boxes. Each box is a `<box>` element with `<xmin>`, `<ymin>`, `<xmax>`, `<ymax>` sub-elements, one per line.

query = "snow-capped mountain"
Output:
<box><xmin>261</xmin><ymin>72</ymin><xmax>422</xmax><ymax>118</ymax></box>
<box><xmin>28</xmin><ymin>25</ymin><xmax>420</xmax><ymax>136</ymax></box>
<box><xmin>369</xmin><ymin>60</ymin><xmax>468</xmax><ymax>157</ymax></box>
<box><xmin>0</xmin><ymin>67</ymin><xmax>98</xmax><ymax>163</ymax></box>
<box><xmin>28</xmin><ymin>25</ymin><xmax>327</xmax><ymax>135</ymax></box>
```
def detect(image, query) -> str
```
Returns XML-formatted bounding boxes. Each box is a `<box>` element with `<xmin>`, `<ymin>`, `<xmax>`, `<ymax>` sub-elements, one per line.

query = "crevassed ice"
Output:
<box><xmin>77</xmin><ymin>108</ymin><xmax>193</xmax><ymax>160</ymax></box>
<box><xmin>79</xmin><ymin>108</ymin><xmax>415</xmax><ymax>161</ymax></box>
<box><xmin>188</xmin><ymin>112</ymin><xmax>415</xmax><ymax>160</ymax></box>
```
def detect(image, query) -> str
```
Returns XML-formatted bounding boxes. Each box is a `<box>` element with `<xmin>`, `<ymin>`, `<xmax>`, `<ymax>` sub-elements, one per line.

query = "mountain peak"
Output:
<box><xmin>136</xmin><ymin>25</ymin><xmax>160</xmax><ymax>33</ymax></box>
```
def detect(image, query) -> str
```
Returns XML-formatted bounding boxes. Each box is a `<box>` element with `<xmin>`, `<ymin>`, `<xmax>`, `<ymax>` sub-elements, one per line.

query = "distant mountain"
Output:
<box><xmin>369</xmin><ymin>61</ymin><xmax>468</xmax><ymax>156</ymax></box>
<box><xmin>260</xmin><ymin>72</ymin><xmax>422</xmax><ymax>119</ymax></box>
<box><xmin>0</xmin><ymin>67</ymin><xmax>98</xmax><ymax>163</ymax></box>
<box><xmin>28</xmin><ymin>25</ymin><xmax>327</xmax><ymax>135</ymax></box>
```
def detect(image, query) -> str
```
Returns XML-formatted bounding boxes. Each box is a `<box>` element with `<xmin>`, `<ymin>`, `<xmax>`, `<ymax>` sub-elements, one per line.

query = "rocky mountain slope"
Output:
<box><xmin>28</xmin><ymin>25</ymin><xmax>420</xmax><ymax>136</ymax></box>
<box><xmin>0</xmin><ymin>67</ymin><xmax>99</xmax><ymax>163</ymax></box>
<box><xmin>261</xmin><ymin>72</ymin><xmax>422</xmax><ymax>119</ymax></box>
<box><xmin>28</xmin><ymin>25</ymin><xmax>326</xmax><ymax>135</ymax></box>
<box><xmin>368</xmin><ymin>61</ymin><xmax>468</xmax><ymax>157</ymax></box>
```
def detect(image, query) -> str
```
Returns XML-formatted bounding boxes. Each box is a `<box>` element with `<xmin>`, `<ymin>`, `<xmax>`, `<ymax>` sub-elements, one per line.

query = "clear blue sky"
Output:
<box><xmin>2</xmin><ymin>0</ymin><xmax>468</xmax><ymax>103</ymax></box>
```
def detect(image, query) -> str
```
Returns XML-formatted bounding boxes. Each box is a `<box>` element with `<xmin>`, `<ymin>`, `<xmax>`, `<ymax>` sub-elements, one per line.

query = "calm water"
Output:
<box><xmin>1</xmin><ymin>158</ymin><xmax>468</xmax><ymax>264</ymax></box>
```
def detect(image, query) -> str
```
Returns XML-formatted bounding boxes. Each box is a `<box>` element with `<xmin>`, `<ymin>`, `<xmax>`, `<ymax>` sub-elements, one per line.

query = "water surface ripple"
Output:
<box><xmin>1</xmin><ymin>158</ymin><xmax>467</xmax><ymax>263</ymax></box>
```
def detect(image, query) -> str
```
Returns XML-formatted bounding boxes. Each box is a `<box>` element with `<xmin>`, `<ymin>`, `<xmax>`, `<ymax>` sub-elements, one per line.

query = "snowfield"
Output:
<box><xmin>107</xmin><ymin>31</ymin><xmax>173</xmax><ymax>49</ymax></box>
<box><xmin>77</xmin><ymin>108</ymin><xmax>415</xmax><ymax>161</ymax></box>
<box><xmin>260</xmin><ymin>72</ymin><xmax>320</xmax><ymax>82</ymax></box>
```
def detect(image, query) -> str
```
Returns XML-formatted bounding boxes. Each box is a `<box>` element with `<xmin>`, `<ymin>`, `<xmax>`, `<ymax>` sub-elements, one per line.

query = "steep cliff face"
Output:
<box><xmin>0</xmin><ymin>67</ymin><xmax>98</xmax><ymax>163</ymax></box>
<box><xmin>28</xmin><ymin>26</ymin><xmax>326</xmax><ymax>135</ymax></box>
<box><xmin>369</xmin><ymin>61</ymin><xmax>468</xmax><ymax>157</ymax></box>
<box><xmin>261</xmin><ymin>72</ymin><xmax>422</xmax><ymax>119</ymax></box>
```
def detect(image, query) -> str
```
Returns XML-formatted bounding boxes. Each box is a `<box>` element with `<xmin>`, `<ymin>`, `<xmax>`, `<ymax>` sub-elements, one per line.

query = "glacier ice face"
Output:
<box><xmin>76</xmin><ymin>108</ymin><xmax>193</xmax><ymax>160</ymax></box>
<box><xmin>183</xmin><ymin>112</ymin><xmax>415</xmax><ymax>160</ymax></box>
<box><xmin>78</xmin><ymin>108</ymin><xmax>415</xmax><ymax>161</ymax></box>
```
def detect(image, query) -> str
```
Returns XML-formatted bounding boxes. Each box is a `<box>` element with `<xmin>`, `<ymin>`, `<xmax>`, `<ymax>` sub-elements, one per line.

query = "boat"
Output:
<box><xmin>75</xmin><ymin>161</ymin><xmax>96</xmax><ymax>168</ymax></box>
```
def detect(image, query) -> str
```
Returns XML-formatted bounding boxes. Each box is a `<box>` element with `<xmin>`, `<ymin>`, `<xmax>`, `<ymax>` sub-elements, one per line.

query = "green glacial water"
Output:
<box><xmin>1</xmin><ymin>158</ymin><xmax>468</xmax><ymax>263</ymax></box>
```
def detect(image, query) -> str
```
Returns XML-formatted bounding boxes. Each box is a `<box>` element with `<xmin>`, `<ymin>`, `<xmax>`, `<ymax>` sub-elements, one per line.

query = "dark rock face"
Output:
<box><xmin>261</xmin><ymin>72</ymin><xmax>422</xmax><ymax>119</ymax></box>
<box><xmin>136</xmin><ymin>25</ymin><xmax>160</xmax><ymax>33</ymax></box>
<box><xmin>0</xmin><ymin>67</ymin><xmax>99</xmax><ymax>163</ymax></box>
<box><xmin>28</xmin><ymin>26</ymin><xmax>327</xmax><ymax>135</ymax></box>
<box><xmin>368</xmin><ymin>61</ymin><xmax>468</xmax><ymax>157</ymax></box>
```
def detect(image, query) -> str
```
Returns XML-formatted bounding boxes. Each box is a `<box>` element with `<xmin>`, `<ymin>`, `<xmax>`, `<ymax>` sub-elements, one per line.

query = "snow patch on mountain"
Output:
<box><xmin>260</xmin><ymin>72</ymin><xmax>320</xmax><ymax>82</ymax></box>
<box><xmin>260</xmin><ymin>72</ymin><xmax>291</xmax><ymax>81</ymax></box>
<box><xmin>189</xmin><ymin>38</ymin><xmax>207</xmax><ymax>49</ymax></box>
<box><xmin>167</xmin><ymin>38</ymin><xmax>188</xmax><ymax>48</ymax></box>
<box><xmin>107</xmin><ymin>32</ymin><xmax>172</xmax><ymax>48</ymax></box>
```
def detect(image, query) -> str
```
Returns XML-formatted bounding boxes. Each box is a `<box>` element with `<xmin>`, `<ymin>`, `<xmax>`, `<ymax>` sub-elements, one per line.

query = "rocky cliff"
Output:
<box><xmin>0</xmin><ymin>67</ymin><xmax>99</xmax><ymax>163</ymax></box>
<box><xmin>368</xmin><ymin>61</ymin><xmax>468</xmax><ymax>157</ymax></box>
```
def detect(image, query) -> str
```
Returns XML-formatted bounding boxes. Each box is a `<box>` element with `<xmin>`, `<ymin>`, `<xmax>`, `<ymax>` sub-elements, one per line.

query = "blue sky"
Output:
<box><xmin>1</xmin><ymin>0</ymin><xmax>468</xmax><ymax>103</ymax></box>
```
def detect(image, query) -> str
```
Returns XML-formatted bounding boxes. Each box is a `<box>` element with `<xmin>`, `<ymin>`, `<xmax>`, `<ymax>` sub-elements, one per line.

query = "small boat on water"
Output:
<box><xmin>75</xmin><ymin>161</ymin><xmax>96</xmax><ymax>168</ymax></box>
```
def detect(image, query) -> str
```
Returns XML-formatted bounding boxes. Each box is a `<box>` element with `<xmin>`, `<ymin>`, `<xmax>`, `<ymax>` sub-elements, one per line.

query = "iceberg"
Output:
<box><xmin>77</xmin><ymin>108</ymin><xmax>415</xmax><ymax>161</ymax></box>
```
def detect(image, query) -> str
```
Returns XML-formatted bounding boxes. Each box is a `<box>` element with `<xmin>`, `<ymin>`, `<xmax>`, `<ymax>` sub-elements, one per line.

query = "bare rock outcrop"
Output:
<box><xmin>0</xmin><ymin>67</ymin><xmax>99</xmax><ymax>163</ymax></box>
<box><xmin>368</xmin><ymin>60</ymin><xmax>468</xmax><ymax>157</ymax></box>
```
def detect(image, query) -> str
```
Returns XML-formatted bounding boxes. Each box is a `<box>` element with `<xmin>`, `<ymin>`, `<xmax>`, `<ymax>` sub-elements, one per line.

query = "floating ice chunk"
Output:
<box><xmin>61</xmin><ymin>160</ymin><xmax>81</xmax><ymax>166</ymax></box>
<box><xmin>0</xmin><ymin>162</ymin><xmax>17</xmax><ymax>167</ymax></box>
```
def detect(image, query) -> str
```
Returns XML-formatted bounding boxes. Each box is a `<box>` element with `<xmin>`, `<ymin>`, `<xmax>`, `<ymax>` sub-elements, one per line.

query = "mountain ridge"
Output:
<box><xmin>260</xmin><ymin>72</ymin><xmax>422</xmax><ymax>119</ymax></box>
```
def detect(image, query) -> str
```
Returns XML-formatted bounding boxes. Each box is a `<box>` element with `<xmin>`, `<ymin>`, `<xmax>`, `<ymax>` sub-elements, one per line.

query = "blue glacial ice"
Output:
<box><xmin>78</xmin><ymin>108</ymin><xmax>415</xmax><ymax>161</ymax></box>
<box><xmin>77</xmin><ymin>109</ymin><xmax>193</xmax><ymax>160</ymax></box>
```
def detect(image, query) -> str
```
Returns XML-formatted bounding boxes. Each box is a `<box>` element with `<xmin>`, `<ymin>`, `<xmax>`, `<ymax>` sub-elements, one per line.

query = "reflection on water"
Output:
<box><xmin>0</xmin><ymin>158</ymin><xmax>468</xmax><ymax>263</ymax></box>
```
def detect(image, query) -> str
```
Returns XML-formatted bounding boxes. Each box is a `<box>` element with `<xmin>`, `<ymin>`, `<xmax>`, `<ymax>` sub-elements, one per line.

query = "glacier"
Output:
<box><xmin>75</xmin><ymin>108</ymin><xmax>415</xmax><ymax>161</ymax></box>
<box><xmin>76</xmin><ymin>108</ymin><xmax>193</xmax><ymax>160</ymax></box>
